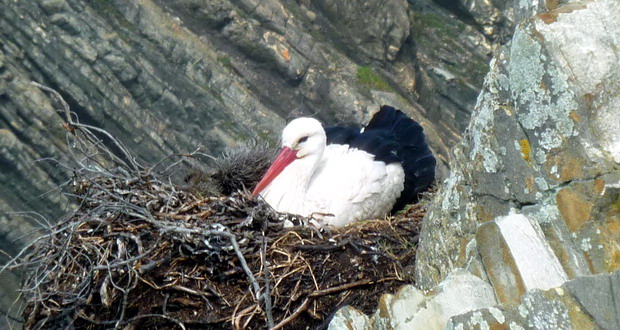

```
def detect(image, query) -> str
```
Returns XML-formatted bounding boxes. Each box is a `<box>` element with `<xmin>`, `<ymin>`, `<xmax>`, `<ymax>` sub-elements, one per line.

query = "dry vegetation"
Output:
<box><xmin>2</xmin><ymin>83</ymin><xmax>431</xmax><ymax>329</ymax></box>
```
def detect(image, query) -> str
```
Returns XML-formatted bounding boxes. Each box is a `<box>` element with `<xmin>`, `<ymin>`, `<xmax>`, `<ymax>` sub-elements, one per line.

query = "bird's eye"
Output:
<box><xmin>298</xmin><ymin>136</ymin><xmax>309</xmax><ymax>144</ymax></box>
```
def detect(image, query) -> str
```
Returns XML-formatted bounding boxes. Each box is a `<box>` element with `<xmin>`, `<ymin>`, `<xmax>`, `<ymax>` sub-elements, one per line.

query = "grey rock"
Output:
<box><xmin>416</xmin><ymin>0</ymin><xmax>620</xmax><ymax>291</ymax></box>
<box><xmin>40</xmin><ymin>0</ymin><xmax>67</xmax><ymax>14</ymax></box>
<box><xmin>50</xmin><ymin>13</ymin><xmax>83</xmax><ymax>35</ymax></box>
<box><xmin>330</xmin><ymin>269</ymin><xmax>620</xmax><ymax>329</ymax></box>
<box><xmin>449</xmin><ymin>270</ymin><xmax>620</xmax><ymax>329</ymax></box>
<box><xmin>329</xmin><ymin>305</ymin><xmax>372</xmax><ymax>330</ymax></box>
<box><xmin>408</xmin><ymin>0</ymin><xmax>494</xmax><ymax>141</ymax></box>
<box><xmin>448</xmin><ymin>288</ymin><xmax>574</xmax><ymax>329</ymax></box>
<box><xmin>565</xmin><ymin>271</ymin><xmax>620</xmax><ymax>329</ymax></box>
<box><xmin>314</xmin><ymin>0</ymin><xmax>410</xmax><ymax>61</ymax></box>
<box><xmin>329</xmin><ymin>271</ymin><xmax>497</xmax><ymax>329</ymax></box>
<box><xmin>476</xmin><ymin>214</ymin><xmax>568</xmax><ymax>304</ymax></box>
<box><xmin>457</xmin><ymin>0</ymin><xmax>514</xmax><ymax>39</ymax></box>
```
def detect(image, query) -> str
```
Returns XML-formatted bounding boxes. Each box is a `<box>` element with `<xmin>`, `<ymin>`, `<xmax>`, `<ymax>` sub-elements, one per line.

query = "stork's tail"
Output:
<box><xmin>366</xmin><ymin>105</ymin><xmax>436</xmax><ymax>211</ymax></box>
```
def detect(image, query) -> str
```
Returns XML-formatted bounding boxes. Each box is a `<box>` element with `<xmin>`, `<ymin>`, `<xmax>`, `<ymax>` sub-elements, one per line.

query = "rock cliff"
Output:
<box><xmin>416</xmin><ymin>0</ymin><xmax>620</xmax><ymax>292</ymax></box>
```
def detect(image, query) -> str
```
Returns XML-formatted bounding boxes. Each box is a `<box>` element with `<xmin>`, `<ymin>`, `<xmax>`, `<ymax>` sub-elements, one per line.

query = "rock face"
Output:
<box><xmin>329</xmin><ymin>271</ymin><xmax>498</xmax><ymax>330</ymax></box>
<box><xmin>313</xmin><ymin>0</ymin><xmax>410</xmax><ymax>61</ymax></box>
<box><xmin>448</xmin><ymin>270</ymin><xmax>620</xmax><ymax>329</ymax></box>
<box><xmin>331</xmin><ymin>268</ymin><xmax>620</xmax><ymax>329</ymax></box>
<box><xmin>330</xmin><ymin>0</ymin><xmax>620</xmax><ymax>328</ymax></box>
<box><xmin>415</xmin><ymin>0</ymin><xmax>620</xmax><ymax>291</ymax></box>
<box><xmin>0</xmin><ymin>0</ymin><xmax>503</xmax><ymax>312</ymax></box>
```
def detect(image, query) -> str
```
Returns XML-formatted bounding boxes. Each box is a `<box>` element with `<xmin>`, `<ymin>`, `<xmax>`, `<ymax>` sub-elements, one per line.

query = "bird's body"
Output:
<box><xmin>253</xmin><ymin>106</ymin><xmax>435</xmax><ymax>227</ymax></box>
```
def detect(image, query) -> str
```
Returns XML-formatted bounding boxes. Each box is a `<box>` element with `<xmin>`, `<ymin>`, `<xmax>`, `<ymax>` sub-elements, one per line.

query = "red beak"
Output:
<box><xmin>252</xmin><ymin>147</ymin><xmax>297</xmax><ymax>196</ymax></box>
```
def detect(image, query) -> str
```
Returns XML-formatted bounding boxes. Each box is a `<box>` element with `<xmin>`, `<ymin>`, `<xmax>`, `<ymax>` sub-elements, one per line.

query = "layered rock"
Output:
<box><xmin>330</xmin><ymin>271</ymin><xmax>497</xmax><ymax>330</ymax></box>
<box><xmin>449</xmin><ymin>270</ymin><xmax>620</xmax><ymax>329</ymax></box>
<box><xmin>331</xmin><ymin>268</ymin><xmax>620</xmax><ymax>329</ymax></box>
<box><xmin>415</xmin><ymin>0</ymin><xmax>620</xmax><ymax>291</ymax></box>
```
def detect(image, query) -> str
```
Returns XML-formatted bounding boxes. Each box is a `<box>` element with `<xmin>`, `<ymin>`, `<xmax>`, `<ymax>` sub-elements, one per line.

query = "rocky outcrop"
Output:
<box><xmin>449</xmin><ymin>270</ymin><xmax>620</xmax><ymax>329</ymax></box>
<box><xmin>329</xmin><ymin>271</ymin><xmax>497</xmax><ymax>330</ymax></box>
<box><xmin>415</xmin><ymin>0</ymin><xmax>620</xmax><ymax>291</ymax></box>
<box><xmin>330</xmin><ymin>0</ymin><xmax>620</xmax><ymax>328</ymax></box>
<box><xmin>331</xmin><ymin>268</ymin><xmax>620</xmax><ymax>329</ymax></box>
<box><xmin>313</xmin><ymin>0</ymin><xmax>410</xmax><ymax>61</ymax></box>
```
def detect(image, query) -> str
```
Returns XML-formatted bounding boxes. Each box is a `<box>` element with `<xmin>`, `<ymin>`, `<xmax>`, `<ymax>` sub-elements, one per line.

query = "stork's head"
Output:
<box><xmin>281</xmin><ymin>117</ymin><xmax>326</xmax><ymax>157</ymax></box>
<box><xmin>252</xmin><ymin>117</ymin><xmax>326</xmax><ymax>196</ymax></box>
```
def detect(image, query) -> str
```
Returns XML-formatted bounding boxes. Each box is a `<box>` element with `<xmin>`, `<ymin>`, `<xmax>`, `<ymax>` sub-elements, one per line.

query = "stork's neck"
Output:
<box><xmin>260</xmin><ymin>150</ymin><xmax>323</xmax><ymax>215</ymax></box>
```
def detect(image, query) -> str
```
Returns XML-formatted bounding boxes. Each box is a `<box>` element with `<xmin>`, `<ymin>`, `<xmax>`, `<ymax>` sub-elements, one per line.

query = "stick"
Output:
<box><xmin>32</xmin><ymin>81</ymin><xmax>141</xmax><ymax>173</ymax></box>
<box><xmin>261</xmin><ymin>232</ymin><xmax>274</xmax><ymax>329</ymax></box>
<box><xmin>308</xmin><ymin>277</ymin><xmax>400</xmax><ymax>298</ymax></box>
<box><xmin>310</xmin><ymin>279</ymin><xmax>368</xmax><ymax>298</ymax></box>
<box><xmin>272</xmin><ymin>298</ymin><xmax>310</xmax><ymax>330</ymax></box>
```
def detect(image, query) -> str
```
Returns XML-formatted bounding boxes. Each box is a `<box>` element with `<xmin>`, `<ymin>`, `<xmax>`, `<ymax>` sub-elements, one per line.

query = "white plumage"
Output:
<box><xmin>252</xmin><ymin>117</ymin><xmax>405</xmax><ymax>227</ymax></box>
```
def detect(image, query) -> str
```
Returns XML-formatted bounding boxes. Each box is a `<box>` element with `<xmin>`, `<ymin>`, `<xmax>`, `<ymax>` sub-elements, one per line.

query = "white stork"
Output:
<box><xmin>252</xmin><ymin>106</ymin><xmax>436</xmax><ymax>227</ymax></box>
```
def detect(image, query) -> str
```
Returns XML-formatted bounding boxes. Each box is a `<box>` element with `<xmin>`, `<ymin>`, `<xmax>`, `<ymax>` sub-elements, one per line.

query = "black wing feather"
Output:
<box><xmin>325</xmin><ymin>105</ymin><xmax>436</xmax><ymax>212</ymax></box>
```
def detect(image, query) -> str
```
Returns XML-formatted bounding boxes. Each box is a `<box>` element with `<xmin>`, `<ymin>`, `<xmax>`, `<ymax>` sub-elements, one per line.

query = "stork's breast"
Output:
<box><xmin>305</xmin><ymin>146</ymin><xmax>405</xmax><ymax>226</ymax></box>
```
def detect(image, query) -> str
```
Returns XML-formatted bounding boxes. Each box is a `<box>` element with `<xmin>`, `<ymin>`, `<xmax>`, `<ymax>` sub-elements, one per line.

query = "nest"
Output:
<box><xmin>3</xmin><ymin>84</ymin><xmax>431</xmax><ymax>329</ymax></box>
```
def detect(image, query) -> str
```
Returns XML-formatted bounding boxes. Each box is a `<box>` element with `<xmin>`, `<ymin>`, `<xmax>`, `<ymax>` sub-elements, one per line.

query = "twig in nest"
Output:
<box><xmin>272</xmin><ymin>298</ymin><xmax>310</xmax><ymax>330</ymax></box>
<box><xmin>309</xmin><ymin>277</ymin><xmax>400</xmax><ymax>298</ymax></box>
<box><xmin>122</xmin><ymin>314</ymin><xmax>186</xmax><ymax>330</ymax></box>
<box><xmin>157</xmin><ymin>224</ymin><xmax>263</xmax><ymax>300</ymax></box>
<box><xmin>32</xmin><ymin>81</ymin><xmax>142</xmax><ymax>173</ymax></box>
<box><xmin>261</xmin><ymin>232</ymin><xmax>275</xmax><ymax>329</ymax></box>
<box><xmin>294</xmin><ymin>239</ymin><xmax>350</xmax><ymax>252</ymax></box>
<box><xmin>233</xmin><ymin>304</ymin><xmax>260</xmax><ymax>330</ymax></box>
<box><xmin>302</xmin><ymin>257</ymin><xmax>320</xmax><ymax>292</ymax></box>
<box><xmin>231</xmin><ymin>292</ymin><xmax>249</xmax><ymax>329</ymax></box>
<box><xmin>203</xmin><ymin>229</ymin><xmax>261</xmax><ymax>300</ymax></box>
<box><xmin>171</xmin><ymin>285</ymin><xmax>216</xmax><ymax>299</ymax></box>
